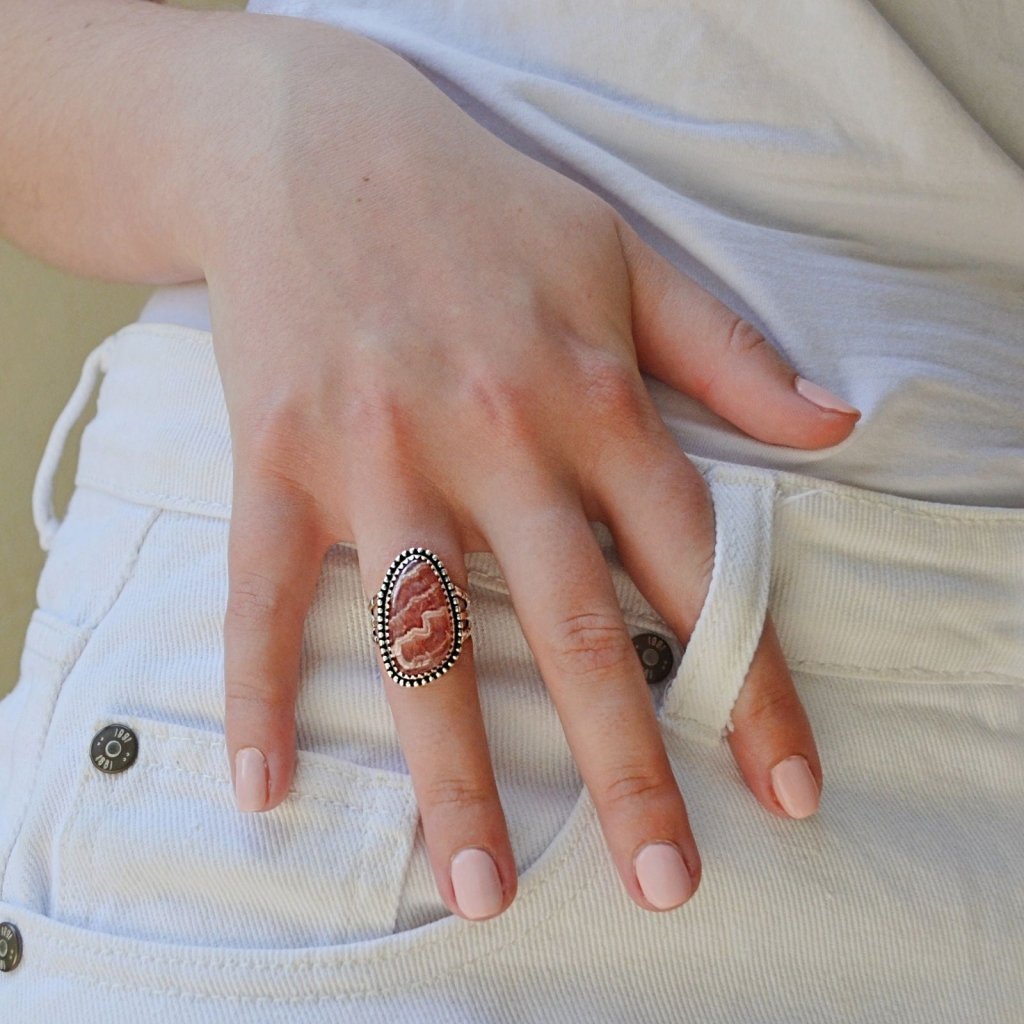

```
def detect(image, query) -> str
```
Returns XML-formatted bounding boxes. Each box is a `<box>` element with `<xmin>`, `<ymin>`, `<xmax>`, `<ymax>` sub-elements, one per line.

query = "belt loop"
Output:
<box><xmin>660</xmin><ymin>463</ymin><xmax>777</xmax><ymax>744</ymax></box>
<box><xmin>32</xmin><ymin>334</ymin><xmax>115</xmax><ymax>552</ymax></box>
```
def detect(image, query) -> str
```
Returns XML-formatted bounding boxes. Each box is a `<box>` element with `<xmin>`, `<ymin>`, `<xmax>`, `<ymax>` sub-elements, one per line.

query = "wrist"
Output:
<box><xmin>184</xmin><ymin>13</ymin><xmax>469</xmax><ymax>279</ymax></box>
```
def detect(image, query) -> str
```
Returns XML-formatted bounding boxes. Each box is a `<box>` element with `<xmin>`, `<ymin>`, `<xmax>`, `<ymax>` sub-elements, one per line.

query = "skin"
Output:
<box><xmin>1</xmin><ymin>1</ymin><xmax>858</xmax><ymax>921</ymax></box>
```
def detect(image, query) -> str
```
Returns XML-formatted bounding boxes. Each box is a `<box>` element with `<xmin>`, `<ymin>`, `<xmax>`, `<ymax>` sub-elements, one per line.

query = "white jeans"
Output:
<box><xmin>0</xmin><ymin>322</ymin><xmax>1021</xmax><ymax>1021</ymax></box>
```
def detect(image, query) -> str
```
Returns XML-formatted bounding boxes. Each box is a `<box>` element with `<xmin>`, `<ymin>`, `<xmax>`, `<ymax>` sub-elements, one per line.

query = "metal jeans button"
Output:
<box><xmin>0</xmin><ymin>922</ymin><xmax>23</xmax><ymax>973</ymax></box>
<box><xmin>91</xmin><ymin>724</ymin><xmax>139</xmax><ymax>774</ymax></box>
<box><xmin>632</xmin><ymin>632</ymin><xmax>675</xmax><ymax>684</ymax></box>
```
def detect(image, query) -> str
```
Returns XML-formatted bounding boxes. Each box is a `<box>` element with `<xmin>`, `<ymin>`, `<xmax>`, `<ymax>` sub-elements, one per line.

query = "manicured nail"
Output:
<box><xmin>234</xmin><ymin>747</ymin><xmax>268</xmax><ymax>812</ymax></box>
<box><xmin>795</xmin><ymin>376</ymin><xmax>859</xmax><ymax>416</ymax></box>
<box><xmin>771</xmin><ymin>755</ymin><xmax>820</xmax><ymax>818</ymax></box>
<box><xmin>450</xmin><ymin>848</ymin><xmax>503</xmax><ymax>920</ymax></box>
<box><xmin>634</xmin><ymin>842</ymin><xmax>693</xmax><ymax>910</ymax></box>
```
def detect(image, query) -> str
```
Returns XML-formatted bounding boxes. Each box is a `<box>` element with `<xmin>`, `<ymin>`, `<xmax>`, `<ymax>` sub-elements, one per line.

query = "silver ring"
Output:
<box><xmin>368</xmin><ymin>547</ymin><xmax>471</xmax><ymax>687</ymax></box>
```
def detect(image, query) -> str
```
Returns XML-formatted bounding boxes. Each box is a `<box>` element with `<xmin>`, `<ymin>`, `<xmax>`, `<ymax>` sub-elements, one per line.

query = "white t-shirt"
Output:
<box><xmin>139</xmin><ymin>0</ymin><xmax>1024</xmax><ymax>508</ymax></box>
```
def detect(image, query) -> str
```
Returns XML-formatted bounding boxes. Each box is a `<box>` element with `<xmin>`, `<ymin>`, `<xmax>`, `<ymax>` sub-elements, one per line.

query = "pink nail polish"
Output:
<box><xmin>770</xmin><ymin>755</ymin><xmax>820</xmax><ymax>818</ymax></box>
<box><xmin>795</xmin><ymin>376</ymin><xmax>859</xmax><ymax>416</ymax></box>
<box><xmin>634</xmin><ymin>842</ymin><xmax>693</xmax><ymax>910</ymax></box>
<box><xmin>234</xmin><ymin>747</ymin><xmax>268</xmax><ymax>812</ymax></box>
<box><xmin>450</xmin><ymin>848</ymin><xmax>503</xmax><ymax>920</ymax></box>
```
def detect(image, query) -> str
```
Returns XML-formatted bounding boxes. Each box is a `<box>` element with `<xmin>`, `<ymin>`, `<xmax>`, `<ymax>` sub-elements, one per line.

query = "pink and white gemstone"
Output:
<box><xmin>386</xmin><ymin>558</ymin><xmax>456</xmax><ymax>675</ymax></box>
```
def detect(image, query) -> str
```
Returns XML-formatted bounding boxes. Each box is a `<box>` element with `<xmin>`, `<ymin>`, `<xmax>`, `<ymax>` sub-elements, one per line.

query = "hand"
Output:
<box><xmin>198</xmin><ymin>29</ymin><xmax>858</xmax><ymax>920</ymax></box>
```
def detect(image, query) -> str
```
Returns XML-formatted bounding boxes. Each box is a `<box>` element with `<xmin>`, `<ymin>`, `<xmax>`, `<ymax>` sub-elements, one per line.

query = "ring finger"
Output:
<box><xmin>480</xmin><ymin>483</ymin><xmax>700</xmax><ymax>912</ymax></box>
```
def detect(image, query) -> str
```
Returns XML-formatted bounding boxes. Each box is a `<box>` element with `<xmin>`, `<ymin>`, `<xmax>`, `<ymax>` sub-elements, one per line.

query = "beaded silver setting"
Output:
<box><xmin>368</xmin><ymin>547</ymin><xmax>471</xmax><ymax>687</ymax></box>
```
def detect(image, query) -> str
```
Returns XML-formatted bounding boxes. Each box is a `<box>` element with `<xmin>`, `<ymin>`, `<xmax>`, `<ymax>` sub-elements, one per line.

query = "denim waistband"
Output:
<box><xmin>33</xmin><ymin>321</ymin><xmax>1024</xmax><ymax>694</ymax></box>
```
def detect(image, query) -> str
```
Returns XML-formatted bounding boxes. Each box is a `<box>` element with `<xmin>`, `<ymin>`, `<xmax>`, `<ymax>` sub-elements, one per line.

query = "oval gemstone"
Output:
<box><xmin>386</xmin><ymin>556</ymin><xmax>456</xmax><ymax>677</ymax></box>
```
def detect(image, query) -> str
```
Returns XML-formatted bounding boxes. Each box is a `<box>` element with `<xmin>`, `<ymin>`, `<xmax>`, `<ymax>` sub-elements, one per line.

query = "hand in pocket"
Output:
<box><xmin>194</xmin><ymin>32</ymin><xmax>859</xmax><ymax>920</ymax></box>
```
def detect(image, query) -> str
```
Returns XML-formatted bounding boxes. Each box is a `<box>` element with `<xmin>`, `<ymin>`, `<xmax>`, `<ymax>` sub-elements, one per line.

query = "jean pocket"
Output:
<box><xmin>0</xmin><ymin>612</ymin><xmax>91</xmax><ymax>894</ymax></box>
<box><xmin>50</xmin><ymin>713</ymin><xmax>420</xmax><ymax>949</ymax></box>
<box><xmin>1</xmin><ymin>488</ymin><xmax>162</xmax><ymax>899</ymax></box>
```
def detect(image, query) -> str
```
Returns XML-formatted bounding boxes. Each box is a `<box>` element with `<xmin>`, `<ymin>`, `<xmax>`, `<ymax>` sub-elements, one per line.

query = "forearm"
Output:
<box><xmin>0</xmin><ymin>0</ymin><xmax>396</xmax><ymax>285</ymax></box>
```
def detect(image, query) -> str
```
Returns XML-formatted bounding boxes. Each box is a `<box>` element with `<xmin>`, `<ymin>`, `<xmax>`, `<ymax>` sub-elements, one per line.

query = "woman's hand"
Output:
<box><xmin>198</xmin><ymin>27</ymin><xmax>858</xmax><ymax>920</ymax></box>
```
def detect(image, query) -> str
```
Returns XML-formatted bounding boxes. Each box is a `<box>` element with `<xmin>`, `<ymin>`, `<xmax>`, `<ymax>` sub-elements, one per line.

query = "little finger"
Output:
<box><xmin>591</xmin><ymin>430</ymin><xmax>822</xmax><ymax>819</ymax></box>
<box><xmin>224</xmin><ymin>475</ymin><xmax>333</xmax><ymax>812</ymax></box>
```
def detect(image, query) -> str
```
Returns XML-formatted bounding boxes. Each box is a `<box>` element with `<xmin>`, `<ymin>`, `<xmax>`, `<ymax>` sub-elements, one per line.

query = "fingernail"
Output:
<box><xmin>450</xmin><ymin>847</ymin><xmax>503</xmax><ymax>920</ymax></box>
<box><xmin>771</xmin><ymin>755</ymin><xmax>820</xmax><ymax>818</ymax></box>
<box><xmin>795</xmin><ymin>376</ymin><xmax>859</xmax><ymax>416</ymax></box>
<box><xmin>634</xmin><ymin>842</ymin><xmax>693</xmax><ymax>910</ymax></box>
<box><xmin>234</xmin><ymin>747</ymin><xmax>268</xmax><ymax>812</ymax></box>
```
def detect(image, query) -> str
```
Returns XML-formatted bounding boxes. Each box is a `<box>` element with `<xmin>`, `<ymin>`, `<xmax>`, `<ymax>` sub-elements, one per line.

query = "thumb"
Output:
<box><xmin>615</xmin><ymin>215</ymin><xmax>859</xmax><ymax>449</ymax></box>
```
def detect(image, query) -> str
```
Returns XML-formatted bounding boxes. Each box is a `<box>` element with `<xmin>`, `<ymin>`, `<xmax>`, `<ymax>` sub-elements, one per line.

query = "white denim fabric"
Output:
<box><xmin>0</xmin><ymin>323</ymin><xmax>1021</xmax><ymax>1021</ymax></box>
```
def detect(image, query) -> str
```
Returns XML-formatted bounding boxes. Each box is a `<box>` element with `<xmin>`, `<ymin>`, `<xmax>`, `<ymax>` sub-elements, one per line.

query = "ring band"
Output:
<box><xmin>368</xmin><ymin>547</ymin><xmax>471</xmax><ymax>687</ymax></box>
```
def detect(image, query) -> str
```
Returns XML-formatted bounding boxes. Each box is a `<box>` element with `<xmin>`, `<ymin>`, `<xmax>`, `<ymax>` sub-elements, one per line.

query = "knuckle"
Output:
<box><xmin>235</xmin><ymin>396</ymin><xmax>326</xmax><ymax>483</ymax></box>
<box><xmin>578</xmin><ymin>349</ymin><xmax>647</xmax><ymax>425</ymax></box>
<box><xmin>343</xmin><ymin>377</ymin><xmax>435</xmax><ymax>466</ymax></box>
<box><xmin>741</xmin><ymin>682</ymin><xmax>803</xmax><ymax>732</ymax></box>
<box><xmin>344</xmin><ymin>379</ymin><xmax>405</xmax><ymax>437</ymax></box>
<box><xmin>601</xmin><ymin>767</ymin><xmax>677</xmax><ymax>809</ymax></box>
<box><xmin>226</xmin><ymin>569</ymin><xmax>290</xmax><ymax>631</ymax></box>
<box><xmin>421</xmin><ymin>775</ymin><xmax>496</xmax><ymax>816</ymax></box>
<box><xmin>549</xmin><ymin>610</ymin><xmax>634</xmax><ymax>678</ymax></box>
<box><xmin>570</xmin><ymin>344</ymin><xmax>659</xmax><ymax>467</ymax></box>
<box><xmin>462</xmin><ymin>371</ymin><xmax>536</xmax><ymax>449</ymax></box>
<box><xmin>725</xmin><ymin>316</ymin><xmax>769</xmax><ymax>360</ymax></box>
<box><xmin>692</xmin><ymin>316</ymin><xmax>770</xmax><ymax>407</ymax></box>
<box><xmin>224</xmin><ymin>675</ymin><xmax>294</xmax><ymax>716</ymax></box>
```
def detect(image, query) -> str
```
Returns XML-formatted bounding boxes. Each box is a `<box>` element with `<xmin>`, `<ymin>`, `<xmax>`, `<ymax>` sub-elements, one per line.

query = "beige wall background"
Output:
<box><xmin>0</xmin><ymin>0</ymin><xmax>244</xmax><ymax>698</ymax></box>
<box><xmin>0</xmin><ymin>250</ymin><xmax>151</xmax><ymax>698</ymax></box>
